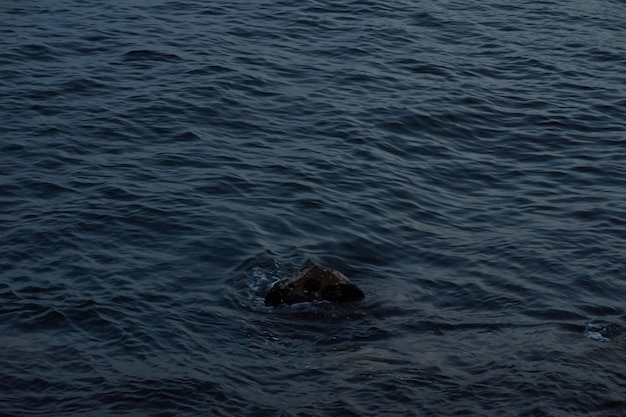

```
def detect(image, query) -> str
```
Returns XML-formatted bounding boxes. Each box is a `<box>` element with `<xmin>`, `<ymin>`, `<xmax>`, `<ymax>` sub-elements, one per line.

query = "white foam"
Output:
<box><xmin>584</xmin><ymin>323</ymin><xmax>612</xmax><ymax>342</ymax></box>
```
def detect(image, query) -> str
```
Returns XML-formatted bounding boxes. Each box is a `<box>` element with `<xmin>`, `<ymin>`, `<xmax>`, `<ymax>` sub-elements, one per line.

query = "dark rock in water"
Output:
<box><xmin>264</xmin><ymin>265</ymin><xmax>365</xmax><ymax>307</ymax></box>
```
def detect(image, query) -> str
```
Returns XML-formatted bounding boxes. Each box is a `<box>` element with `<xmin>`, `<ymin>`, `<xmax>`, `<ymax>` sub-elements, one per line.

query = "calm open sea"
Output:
<box><xmin>1</xmin><ymin>1</ymin><xmax>625</xmax><ymax>416</ymax></box>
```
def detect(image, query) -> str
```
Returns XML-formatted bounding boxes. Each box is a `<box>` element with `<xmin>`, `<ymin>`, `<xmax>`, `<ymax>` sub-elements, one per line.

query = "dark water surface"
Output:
<box><xmin>2</xmin><ymin>1</ymin><xmax>626</xmax><ymax>416</ymax></box>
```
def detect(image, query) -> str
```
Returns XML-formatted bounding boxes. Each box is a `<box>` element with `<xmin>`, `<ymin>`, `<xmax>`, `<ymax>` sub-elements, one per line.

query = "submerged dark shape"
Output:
<box><xmin>264</xmin><ymin>265</ymin><xmax>365</xmax><ymax>307</ymax></box>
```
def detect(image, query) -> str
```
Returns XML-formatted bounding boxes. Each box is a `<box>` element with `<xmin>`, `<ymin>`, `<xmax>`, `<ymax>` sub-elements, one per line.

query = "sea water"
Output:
<box><xmin>1</xmin><ymin>1</ymin><xmax>625</xmax><ymax>416</ymax></box>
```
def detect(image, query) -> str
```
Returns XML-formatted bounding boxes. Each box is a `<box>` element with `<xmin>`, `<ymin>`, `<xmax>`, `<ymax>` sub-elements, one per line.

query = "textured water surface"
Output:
<box><xmin>1</xmin><ymin>1</ymin><xmax>626</xmax><ymax>416</ymax></box>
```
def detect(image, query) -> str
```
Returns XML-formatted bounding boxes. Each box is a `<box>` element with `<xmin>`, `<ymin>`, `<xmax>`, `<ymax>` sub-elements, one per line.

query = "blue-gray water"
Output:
<box><xmin>1</xmin><ymin>1</ymin><xmax>626</xmax><ymax>416</ymax></box>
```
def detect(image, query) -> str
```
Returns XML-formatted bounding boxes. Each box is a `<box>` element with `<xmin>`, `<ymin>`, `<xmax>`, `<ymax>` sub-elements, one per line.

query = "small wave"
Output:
<box><xmin>122</xmin><ymin>49</ymin><xmax>181</xmax><ymax>62</ymax></box>
<box><xmin>247</xmin><ymin>264</ymin><xmax>284</xmax><ymax>302</ymax></box>
<box><xmin>226</xmin><ymin>256</ymin><xmax>295</xmax><ymax>309</ymax></box>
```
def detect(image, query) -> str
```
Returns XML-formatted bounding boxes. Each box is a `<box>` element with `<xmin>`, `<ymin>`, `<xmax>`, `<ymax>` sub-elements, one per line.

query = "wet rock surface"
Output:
<box><xmin>264</xmin><ymin>265</ymin><xmax>365</xmax><ymax>307</ymax></box>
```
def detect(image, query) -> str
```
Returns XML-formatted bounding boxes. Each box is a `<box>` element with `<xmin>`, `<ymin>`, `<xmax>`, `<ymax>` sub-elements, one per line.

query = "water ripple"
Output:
<box><xmin>2</xmin><ymin>0</ymin><xmax>626</xmax><ymax>416</ymax></box>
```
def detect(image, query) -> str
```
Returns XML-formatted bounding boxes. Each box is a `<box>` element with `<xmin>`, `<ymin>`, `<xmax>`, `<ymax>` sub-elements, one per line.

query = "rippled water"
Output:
<box><xmin>1</xmin><ymin>1</ymin><xmax>626</xmax><ymax>416</ymax></box>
